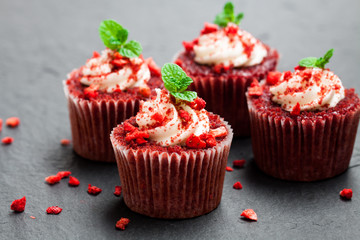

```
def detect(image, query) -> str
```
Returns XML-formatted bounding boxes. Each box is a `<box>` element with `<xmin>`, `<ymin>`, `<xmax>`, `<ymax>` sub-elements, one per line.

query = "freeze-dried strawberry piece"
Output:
<box><xmin>0</xmin><ymin>118</ymin><xmax>2</xmax><ymax>132</ymax></box>
<box><xmin>57</xmin><ymin>171</ymin><xmax>71</xmax><ymax>179</ymax></box>
<box><xmin>2</xmin><ymin>137</ymin><xmax>14</xmax><ymax>145</ymax></box>
<box><xmin>88</xmin><ymin>184</ymin><xmax>102</xmax><ymax>195</ymax></box>
<box><xmin>199</xmin><ymin>133</ymin><xmax>217</xmax><ymax>148</ymax></box>
<box><xmin>30</xmin><ymin>216</ymin><xmax>36</xmax><ymax>219</ymax></box>
<box><xmin>200</xmin><ymin>22</ymin><xmax>218</xmax><ymax>35</ymax></box>
<box><xmin>92</xmin><ymin>51</ymin><xmax>100</xmax><ymax>58</ymax></box>
<box><xmin>294</xmin><ymin>65</ymin><xmax>306</xmax><ymax>71</ymax></box>
<box><xmin>179</xmin><ymin>110</ymin><xmax>191</xmax><ymax>122</ymax></box>
<box><xmin>123</xmin><ymin>122</ymin><xmax>136</xmax><ymax>133</ymax></box>
<box><xmin>283</xmin><ymin>71</ymin><xmax>292</xmax><ymax>81</ymax></box>
<box><xmin>10</xmin><ymin>196</ymin><xmax>26</xmax><ymax>212</ymax></box>
<box><xmin>233</xmin><ymin>159</ymin><xmax>246</xmax><ymax>168</ymax></box>
<box><xmin>248</xmin><ymin>79</ymin><xmax>263</xmax><ymax>97</ymax></box>
<box><xmin>174</xmin><ymin>58</ymin><xmax>183</xmax><ymax>67</ymax></box>
<box><xmin>151</xmin><ymin>112</ymin><xmax>164</xmax><ymax>123</ymax></box>
<box><xmin>145</xmin><ymin>57</ymin><xmax>161</xmax><ymax>77</ymax></box>
<box><xmin>111</xmin><ymin>59</ymin><xmax>127</xmax><ymax>67</ymax></box>
<box><xmin>241</xmin><ymin>209</ymin><xmax>257</xmax><ymax>221</ymax></box>
<box><xmin>186</xmin><ymin>134</ymin><xmax>206</xmax><ymax>149</ymax></box>
<box><xmin>84</xmin><ymin>84</ymin><xmax>99</xmax><ymax>99</ymax></box>
<box><xmin>60</xmin><ymin>139</ymin><xmax>71</xmax><ymax>146</ymax></box>
<box><xmin>182</xmin><ymin>41</ymin><xmax>194</xmax><ymax>52</ymax></box>
<box><xmin>139</xmin><ymin>87</ymin><xmax>151</xmax><ymax>98</ymax></box>
<box><xmin>225</xmin><ymin>166</ymin><xmax>233</xmax><ymax>172</ymax></box>
<box><xmin>46</xmin><ymin>206</ymin><xmax>62</xmax><ymax>215</ymax></box>
<box><xmin>266</xmin><ymin>71</ymin><xmax>282</xmax><ymax>85</ymax></box>
<box><xmin>68</xmin><ymin>176</ymin><xmax>80</xmax><ymax>186</ymax></box>
<box><xmin>224</xmin><ymin>23</ymin><xmax>239</xmax><ymax>35</ymax></box>
<box><xmin>209</xmin><ymin>126</ymin><xmax>227</xmax><ymax>138</ymax></box>
<box><xmin>116</xmin><ymin>218</ymin><xmax>130</xmax><ymax>230</ymax></box>
<box><xmin>189</xmin><ymin>97</ymin><xmax>206</xmax><ymax>110</ymax></box>
<box><xmin>290</xmin><ymin>103</ymin><xmax>301</xmax><ymax>116</ymax></box>
<box><xmin>233</xmin><ymin>181</ymin><xmax>243</xmax><ymax>189</ymax></box>
<box><xmin>125</xmin><ymin>130</ymin><xmax>149</xmax><ymax>144</ymax></box>
<box><xmin>45</xmin><ymin>175</ymin><xmax>61</xmax><ymax>185</ymax></box>
<box><xmin>6</xmin><ymin>117</ymin><xmax>20</xmax><ymax>128</ymax></box>
<box><xmin>340</xmin><ymin>188</ymin><xmax>353</xmax><ymax>200</ymax></box>
<box><xmin>114</xmin><ymin>186</ymin><xmax>122</xmax><ymax>197</ymax></box>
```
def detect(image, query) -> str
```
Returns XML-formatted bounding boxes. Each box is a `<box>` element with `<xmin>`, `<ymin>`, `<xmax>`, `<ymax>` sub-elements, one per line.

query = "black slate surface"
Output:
<box><xmin>1</xmin><ymin>0</ymin><xmax>359</xmax><ymax>239</ymax></box>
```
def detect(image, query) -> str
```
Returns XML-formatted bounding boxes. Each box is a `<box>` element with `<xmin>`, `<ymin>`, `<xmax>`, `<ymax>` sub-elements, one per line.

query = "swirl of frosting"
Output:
<box><xmin>135</xmin><ymin>89</ymin><xmax>210</xmax><ymax>147</ymax></box>
<box><xmin>270</xmin><ymin>67</ymin><xmax>345</xmax><ymax>111</ymax></box>
<box><xmin>193</xmin><ymin>23</ymin><xmax>267</xmax><ymax>67</ymax></box>
<box><xmin>80</xmin><ymin>49</ymin><xmax>150</xmax><ymax>93</ymax></box>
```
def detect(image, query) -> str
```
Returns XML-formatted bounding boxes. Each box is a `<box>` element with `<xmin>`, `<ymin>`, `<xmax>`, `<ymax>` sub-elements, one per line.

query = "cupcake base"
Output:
<box><xmin>111</xmin><ymin>116</ymin><xmax>233</xmax><ymax>218</ymax></box>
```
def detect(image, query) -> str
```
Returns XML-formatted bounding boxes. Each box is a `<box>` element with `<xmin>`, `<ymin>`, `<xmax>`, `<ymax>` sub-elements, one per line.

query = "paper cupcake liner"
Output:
<box><xmin>247</xmin><ymin>98</ymin><xmax>360</xmax><ymax>181</ymax></box>
<box><xmin>110</xmin><ymin>118</ymin><xmax>233</xmax><ymax>219</ymax></box>
<box><xmin>63</xmin><ymin>81</ymin><xmax>140</xmax><ymax>162</ymax></box>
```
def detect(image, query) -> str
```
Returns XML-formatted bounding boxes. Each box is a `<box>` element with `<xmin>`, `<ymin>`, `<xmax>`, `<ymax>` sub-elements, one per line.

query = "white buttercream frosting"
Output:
<box><xmin>193</xmin><ymin>23</ymin><xmax>267</xmax><ymax>67</ymax></box>
<box><xmin>135</xmin><ymin>89</ymin><xmax>210</xmax><ymax>147</ymax></box>
<box><xmin>270</xmin><ymin>67</ymin><xmax>345</xmax><ymax>111</ymax></box>
<box><xmin>80</xmin><ymin>49</ymin><xmax>150</xmax><ymax>93</ymax></box>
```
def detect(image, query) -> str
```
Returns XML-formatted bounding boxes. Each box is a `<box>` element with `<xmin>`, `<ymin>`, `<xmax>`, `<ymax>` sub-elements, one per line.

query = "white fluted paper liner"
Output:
<box><xmin>110</xmin><ymin>117</ymin><xmax>233</xmax><ymax>219</ymax></box>
<box><xmin>63</xmin><ymin>81</ymin><xmax>140</xmax><ymax>162</ymax></box>
<box><xmin>247</xmin><ymin>94</ymin><xmax>360</xmax><ymax>181</ymax></box>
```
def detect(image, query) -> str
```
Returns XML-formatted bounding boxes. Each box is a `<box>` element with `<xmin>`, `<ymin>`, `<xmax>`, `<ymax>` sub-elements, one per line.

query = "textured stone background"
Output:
<box><xmin>0</xmin><ymin>0</ymin><xmax>359</xmax><ymax>239</ymax></box>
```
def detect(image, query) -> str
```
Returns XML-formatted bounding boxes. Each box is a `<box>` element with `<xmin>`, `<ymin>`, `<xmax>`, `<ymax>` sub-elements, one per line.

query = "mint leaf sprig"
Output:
<box><xmin>214</xmin><ymin>2</ymin><xmax>244</xmax><ymax>27</ymax></box>
<box><xmin>298</xmin><ymin>49</ymin><xmax>334</xmax><ymax>69</ymax></box>
<box><xmin>161</xmin><ymin>63</ymin><xmax>197</xmax><ymax>102</ymax></box>
<box><xmin>99</xmin><ymin>20</ymin><xmax>142</xmax><ymax>58</ymax></box>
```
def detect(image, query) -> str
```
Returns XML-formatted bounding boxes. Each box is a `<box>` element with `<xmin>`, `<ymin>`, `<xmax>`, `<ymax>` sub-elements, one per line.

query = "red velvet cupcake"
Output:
<box><xmin>174</xmin><ymin>2</ymin><xmax>279</xmax><ymax>136</ymax></box>
<box><xmin>246</xmin><ymin>49</ymin><xmax>360</xmax><ymax>181</ymax></box>
<box><xmin>64</xmin><ymin>20</ymin><xmax>163</xmax><ymax>162</ymax></box>
<box><xmin>110</xmin><ymin>63</ymin><xmax>233</xmax><ymax>218</ymax></box>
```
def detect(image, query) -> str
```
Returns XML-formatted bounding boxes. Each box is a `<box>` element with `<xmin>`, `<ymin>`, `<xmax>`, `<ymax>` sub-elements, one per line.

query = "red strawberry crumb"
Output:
<box><xmin>2</xmin><ymin>137</ymin><xmax>14</xmax><ymax>145</ymax></box>
<box><xmin>145</xmin><ymin>57</ymin><xmax>161</xmax><ymax>77</ymax></box>
<box><xmin>114</xmin><ymin>186</ymin><xmax>122</xmax><ymax>197</ymax></box>
<box><xmin>6</xmin><ymin>117</ymin><xmax>20</xmax><ymax>128</ymax></box>
<box><xmin>233</xmin><ymin>159</ymin><xmax>246</xmax><ymax>168</ymax></box>
<box><xmin>233</xmin><ymin>181</ymin><xmax>243</xmax><ymax>189</ymax></box>
<box><xmin>84</xmin><ymin>84</ymin><xmax>99</xmax><ymax>99</ymax></box>
<box><xmin>125</xmin><ymin>130</ymin><xmax>149</xmax><ymax>144</ymax></box>
<box><xmin>139</xmin><ymin>87</ymin><xmax>151</xmax><ymax>98</ymax></box>
<box><xmin>111</xmin><ymin>59</ymin><xmax>127</xmax><ymax>67</ymax></box>
<box><xmin>283</xmin><ymin>71</ymin><xmax>292</xmax><ymax>81</ymax></box>
<box><xmin>182</xmin><ymin>41</ymin><xmax>195</xmax><ymax>52</ymax></box>
<box><xmin>92</xmin><ymin>51</ymin><xmax>100</xmax><ymax>58</ymax></box>
<box><xmin>213</xmin><ymin>64</ymin><xmax>223</xmax><ymax>74</ymax></box>
<box><xmin>186</xmin><ymin>134</ymin><xmax>206</xmax><ymax>149</ymax></box>
<box><xmin>179</xmin><ymin>110</ymin><xmax>191</xmax><ymax>122</ymax></box>
<box><xmin>116</xmin><ymin>218</ymin><xmax>130</xmax><ymax>230</ymax></box>
<box><xmin>174</xmin><ymin>58</ymin><xmax>183</xmax><ymax>67</ymax></box>
<box><xmin>0</xmin><ymin>118</ymin><xmax>2</xmax><ymax>132</ymax></box>
<box><xmin>340</xmin><ymin>188</ymin><xmax>353</xmax><ymax>200</ymax></box>
<box><xmin>199</xmin><ymin>133</ymin><xmax>217</xmax><ymax>148</ymax></box>
<box><xmin>57</xmin><ymin>171</ymin><xmax>71</xmax><ymax>179</ymax></box>
<box><xmin>226</xmin><ymin>166</ymin><xmax>233</xmax><ymax>172</ymax></box>
<box><xmin>10</xmin><ymin>196</ymin><xmax>26</xmax><ymax>212</ymax></box>
<box><xmin>30</xmin><ymin>216</ymin><xmax>36</xmax><ymax>219</ymax></box>
<box><xmin>69</xmin><ymin>176</ymin><xmax>80</xmax><ymax>186</ymax></box>
<box><xmin>124</xmin><ymin>122</ymin><xmax>136</xmax><ymax>132</ymax></box>
<box><xmin>46</xmin><ymin>206</ymin><xmax>62</xmax><ymax>215</ymax></box>
<box><xmin>248</xmin><ymin>79</ymin><xmax>263</xmax><ymax>97</ymax></box>
<box><xmin>266</xmin><ymin>71</ymin><xmax>282</xmax><ymax>85</ymax></box>
<box><xmin>114</xmin><ymin>52</ymin><xmax>123</xmax><ymax>59</ymax></box>
<box><xmin>224</xmin><ymin>23</ymin><xmax>239</xmax><ymax>35</ymax></box>
<box><xmin>151</xmin><ymin>112</ymin><xmax>164</xmax><ymax>123</ymax></box>
<box><xmin>45</xmin><ymin>175</ymin><xmax>61</xmax><ymax>185</ymax></box>
<box><xmin>88</xmin><ymin>184</ymin><xmax>102</xmax><ymax>195</ymax></box>
<box><xmin>241</xmin><ymin>209</ymin><xmax>257</xmax><ymax>221</ymax></box>
<box><xmin>209</xmin><ymin>126</ymin><xmax>227</xmax><ymax>138</ymax></box>
<box><xmin>294</xmin><ymin>65</ymin><xmax>306</xmax><ymax>71</ymax></box>
<box><xmin>189</xmin><ymin>97</ymin><xmax>206</xmax><ymax>110</ymax></box>
<box><xmin>200</xmin><ymin>22</ymin><xmax>218</xmax><ymax>35</ymax></box>
<box><xmin>290</xmin><ymin>103</ymin><xmax>301</xmax><ymax>116</ymax></box>
<box><xmin>60</xmin><ymin>139</ymin><xmax>71</xmax><ymax>146</ymax></box>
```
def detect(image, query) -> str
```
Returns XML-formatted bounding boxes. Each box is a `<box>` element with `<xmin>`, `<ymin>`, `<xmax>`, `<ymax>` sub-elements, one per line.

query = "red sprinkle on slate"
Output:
<box><xmin>340</xmin><ymin>189</ymin><xmax>353</xmax><ymax>200</ymax></box>
<box><xmin>60</xmin><ymin>139</ymin><xmax>71</xmax><ymax>146</ymax></box>
<box><xmin>233</xmin><ymin>159</ymin><xmax>246</xmax><ymax>168</ymax></box>
<box><xmin>290</xmin><ymin>103</ymin><xmax>301</xmax><ymax>116</ymax></box>
<box><xmin>30</xmin><ymin>216</ymin><xmax>36</xmax><ymax>219</ymax></box>
<box><xmin>116</xmin><ymin>218</ymin><xmax>130</xmax><ymax>230</ymax></box>
<box><xmin>241</xmin><ymin>209</ymin><xmax>258</xmax><ymax>221</ymax></box>
<box><xmin>69</xmin><ymin>176</ymin><xmax>80</xmax><ymax>186</ymax></box>
<box><xmin>226</xmin><ymin>166</ymin><xmax>233</xmax><ymax>172</ymax></box>
<box><xmin>10</xmin><ymin>196</ymin><xmax>26</xmax><ymax>212</ymax></box>
<box><xmin>0</xmin><ymin>118</ymin><xmax>2</xmax><ymax>132</ymax></box>
<box><xmin>2</xmin><ymin>137</ymin><xmax>14</xmax><ymax>145</ymax></box>
<box><xmin>114</xmin><ymin>186</ymin><xmax>122</xmax><ymax>197</ymax></box>
<box><xmin>6</xmin><ymin>117</ymin><xmax>20</xmax><ymax>128</ymax></box>
<box><xmin>233</xmin><ymin>182</ymin><xmax>243</xmax><ymax>189</ymax></box>
<box><xmin>56</xmin><ymin>171</ymin><xmax>71</xmax><ymax>179</ymax></box>
<box><xmin>45</xmin><ymin>175</ymin><xmax>61</xmax><ymax>185</ymax></box>
<box><xmin>88</xmin><ymin>184</ymin><xmax>102</xmax><ymax>195</ymax></box>
<box><xmin>46</xmin><ymin>206</ymin><xmax>62</xmax><ymax>215</ymax></box>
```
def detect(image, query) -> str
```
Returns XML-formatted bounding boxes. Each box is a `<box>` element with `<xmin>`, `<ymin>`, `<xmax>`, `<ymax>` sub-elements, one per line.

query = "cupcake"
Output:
<box><xmin>110</xmin><ymin>63</ymin><xmax>233</xmax><ymax>218</ymax></box>
<box><xmin>64</xmin><ymin>20</ymin><xmax>163</xmax><ymax>162</ymax></box>
<box><xmin>174</xmin><ymin>2</ymin><xmax>279</xmax><ymax>136</ymax></box>
<box><xmin>246</xmin><ymin>49</ymin><xmax>360</xmax><ymax>181</ymax></box>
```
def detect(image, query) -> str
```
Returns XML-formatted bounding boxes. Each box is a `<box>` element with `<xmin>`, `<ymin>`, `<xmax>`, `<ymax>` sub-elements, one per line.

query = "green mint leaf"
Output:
<box><xmin>99</xmin><ymin>20</ymin><xmax>125</xmax><ymax>50</ymax></box>
<box><xmin>298</xmin><ymin>57</ymin><xmax>317</xmax><ymax>68</ymax></box>
<box><xmin>214</xmin><ymin>2</ymin><xmax>244</xmax><ymax>27</ymax></box>
<box><xmin>119</xmin><ymin>40</ymin><xmax>142</xmax><ymax>58</ymax></box>
<box><xmin>117</xmin><ymin>29</ymin><xmax>128</xmax><ymax>44</ymax></box>
<box><xmin>178</xmin><ymin>77</ymin><xmax>193</xmax><ymax>92</ymax></box>
<box><xmin>171</xmin><ymin>91</ymin><xmax>197</xmax><ymax>102</ymax></box>
<box><xmin>161</xmin><ymin>63</ymin><xmax>187</xmax><ymax>87</ymax></box>
<box><xmin>298</xmin><ymin>49</ymin><xmax>334</xmax><ymax>69</ymax></box>
<box><xmin>163</xmin><ymin>77</ymin><xmax>178</xmax><ymax>93</ymax></box>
